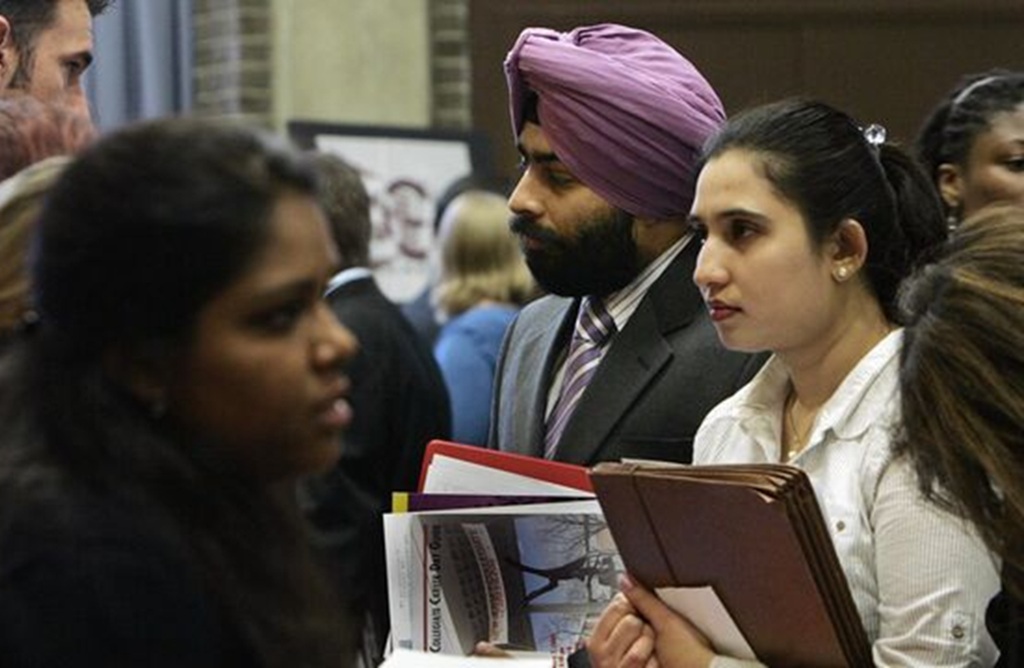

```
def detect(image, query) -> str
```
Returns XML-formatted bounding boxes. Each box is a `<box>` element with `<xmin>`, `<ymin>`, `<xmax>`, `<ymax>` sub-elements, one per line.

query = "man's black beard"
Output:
<box><xmin>510</xmin><ymin>208</ymin><xmax>640</xmax><ymax>297</ymax></box>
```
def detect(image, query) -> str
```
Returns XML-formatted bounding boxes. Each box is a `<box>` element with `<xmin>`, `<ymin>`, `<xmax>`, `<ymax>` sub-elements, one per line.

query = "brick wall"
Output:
<box><xmin>429</xmin><ymin>0</ymin><xmax>471</xmax><ymax>129</ymax></box>
<box><xmin>192</xmin><ymin>0</ymin><xmax>273</xmax><ymax>127</ymax></box>
<box><xmin>193</xmin><ymin>0</ymin><xmax>466</xmax><ymax>130</ymax></box>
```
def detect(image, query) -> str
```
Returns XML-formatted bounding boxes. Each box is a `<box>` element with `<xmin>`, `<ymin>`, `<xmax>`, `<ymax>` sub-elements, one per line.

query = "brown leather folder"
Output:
<box><xmin>589</xmin><ymin>462</ymin><xmax>872</xmax><ymax>668</ymax></box>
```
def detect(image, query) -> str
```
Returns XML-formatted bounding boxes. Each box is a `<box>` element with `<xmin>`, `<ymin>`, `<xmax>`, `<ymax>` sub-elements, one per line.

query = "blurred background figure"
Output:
<box><xmin>0</xmin><ymin>93</ymin><xmax>95</xmax><ymax>180</ymax></box>
<box><xmin>303</xmin><ymin>151</ymin><xmax>451</xmax><ymax>667</ymax></box>
<box><xmin>916</xmin><ymin>70</ymin><xmax>1024</xmax><ymax>226</ymax></box>
<box><xmin>0</xmin><ymin>0</ymin><xmax>109</xmax><ymax>121</ymax></box>
<box><xmin>402</xmin><ymin>173</ymin><xmax>508</xmax><ymax>349</ymax></box>
<box><xmin>0</xmin><ymin>156</ymin><xmax>69</xmax><ymax>348</ymax></box>
<box><xmin>898</xmin><ymin>203</ymin><xmax>1024</xmax><ymax>668</ymax></box>
<box><xmin>0</xmin><ymin>118</ymin><xmax>358</xmax><ymax>666</ymax></box>
<box><xmin>0</xmin><ymin>93</ymin><xmax>96</xmax><ymax>350</ymax></box>
<box><xmin>432</xmin><ymin>189</ymin><xmax>538</xmax><ymax>446</ymax></box>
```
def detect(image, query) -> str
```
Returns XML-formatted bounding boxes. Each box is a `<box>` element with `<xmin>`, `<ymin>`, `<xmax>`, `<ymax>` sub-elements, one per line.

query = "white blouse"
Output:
<box><xmin>696</xmin><ymin>330</ymin><xmax>1000</xmax><ymax>667</ymax></box>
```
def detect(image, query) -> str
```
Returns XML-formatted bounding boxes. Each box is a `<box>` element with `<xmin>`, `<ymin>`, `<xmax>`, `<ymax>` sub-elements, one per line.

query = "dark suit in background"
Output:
<box><xmin>400</xmin><ymin>286</ymin><xmax>441</xmax><ymax>349</ymax></box>
<box><xmin>489</xmin><ymin>242</ymin><xmax>764</xmax><ymax>465</ymax></box>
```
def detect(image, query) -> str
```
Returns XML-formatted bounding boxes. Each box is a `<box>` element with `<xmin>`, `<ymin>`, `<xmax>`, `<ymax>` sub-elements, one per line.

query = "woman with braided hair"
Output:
<box><xmin>915</xmin><ymin>70</ymin><xmax>1024</xmax><ymax>226</ymax></box>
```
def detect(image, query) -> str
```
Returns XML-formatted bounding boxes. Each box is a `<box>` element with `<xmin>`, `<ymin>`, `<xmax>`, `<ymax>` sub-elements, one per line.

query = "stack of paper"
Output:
<box><xmin>384</xmin><ymin>441</ymin><xmax>615</xmax><ymax>667</ymax></box>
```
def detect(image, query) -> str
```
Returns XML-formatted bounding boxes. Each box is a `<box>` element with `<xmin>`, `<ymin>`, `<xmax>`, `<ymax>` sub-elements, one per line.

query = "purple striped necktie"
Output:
<box><xmin>544</xmin><ymin>297</ymin><xmax>617</xmax><ymax>459</ymax></box>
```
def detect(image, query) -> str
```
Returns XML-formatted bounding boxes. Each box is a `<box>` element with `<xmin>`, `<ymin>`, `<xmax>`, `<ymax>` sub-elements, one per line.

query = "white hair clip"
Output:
<box><xmin>862</xmin><ymin>124</ymin><xmax>887</xmax><ymax>149</ymax></box>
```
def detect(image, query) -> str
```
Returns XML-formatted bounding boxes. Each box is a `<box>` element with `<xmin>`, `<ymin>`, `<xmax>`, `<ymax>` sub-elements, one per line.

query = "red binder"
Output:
<box><xmin>417</xmin><ymin>440</ymin><xmax>593</xmax><ymax>494</ymax></box>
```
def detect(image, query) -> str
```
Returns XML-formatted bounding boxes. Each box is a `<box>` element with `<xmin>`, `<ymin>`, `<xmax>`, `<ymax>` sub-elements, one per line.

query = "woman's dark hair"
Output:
<box><xmin>0</xmin><ymin>118</ymin><xmax>349</xmax><ymax>665</ymax></box>
<box><xmin>702</xmin><ymin>98</ymin><xmax>947</xmax><ymax>322</ymax></box>
<box><xmin>34</xmin><ymin>118</ymin><xmax>310</xmax><ymax>354</ymax></box>
<box><xmin>896</xmin><ymin>204</ymin><xmax>1024</xmax><ymax>599</ymax></box>
<box><xmin>915</xmin><ymin>70</ymin><xmax>1024</xmax><ymax>217</ymax></box>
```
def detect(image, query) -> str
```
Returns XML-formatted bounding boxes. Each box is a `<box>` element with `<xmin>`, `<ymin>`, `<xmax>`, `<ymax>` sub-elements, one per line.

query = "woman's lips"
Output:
<box><xmin>707</xmin><ymin>300</ymin><xmax>741</xmax><ymax>322</ymax></box>
<box><xmin>318</xmin><ymin>397</ymin><xmax>353</xmax><ymax>431</ymax></box>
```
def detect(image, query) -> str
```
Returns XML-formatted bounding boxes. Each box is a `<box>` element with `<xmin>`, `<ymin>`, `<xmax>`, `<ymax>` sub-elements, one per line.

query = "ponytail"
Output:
<box><xmin>873</xmin><ymin>145</ymin><xmax>947</xmax><ymax>322</ymax></box>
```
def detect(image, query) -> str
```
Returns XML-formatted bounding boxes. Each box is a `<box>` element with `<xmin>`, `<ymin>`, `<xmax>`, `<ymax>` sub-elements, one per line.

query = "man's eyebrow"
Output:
<box><xmin>515</xmin><ymin>146</ymin><xmax>562</xmax><ymax>165</ymax></box>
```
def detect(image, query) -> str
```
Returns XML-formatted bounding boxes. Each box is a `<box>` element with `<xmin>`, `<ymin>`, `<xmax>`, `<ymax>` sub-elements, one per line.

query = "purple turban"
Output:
<box><xmin>505</xmin><ymin>23</ymin><xmax>724</xmax><ymax>219</ymax></box>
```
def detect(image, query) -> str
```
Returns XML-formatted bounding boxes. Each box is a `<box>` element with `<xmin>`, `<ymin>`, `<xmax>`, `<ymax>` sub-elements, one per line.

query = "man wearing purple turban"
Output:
<box><xmin>488</xmin><ymin>23</ymin><xmax>765</xmax><ymax>465</ymax></box>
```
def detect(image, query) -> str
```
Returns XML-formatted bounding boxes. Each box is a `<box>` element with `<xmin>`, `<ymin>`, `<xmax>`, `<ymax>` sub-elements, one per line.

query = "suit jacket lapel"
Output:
<box><xmin>555</xmin><ymin>243</ymin><xmax>705</xmax><ymax>464</ymax></box>
<box><xmin>513</xmin><ymin>297</ymin><xmax>578</xmax><ymax>456</ymax></box>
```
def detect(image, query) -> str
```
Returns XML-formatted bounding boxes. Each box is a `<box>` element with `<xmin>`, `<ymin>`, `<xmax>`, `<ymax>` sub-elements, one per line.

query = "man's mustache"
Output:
<box><xmin>509</xmin><ymin>214</ymin><xmax>561</xmax><ymax>246</ymax></box>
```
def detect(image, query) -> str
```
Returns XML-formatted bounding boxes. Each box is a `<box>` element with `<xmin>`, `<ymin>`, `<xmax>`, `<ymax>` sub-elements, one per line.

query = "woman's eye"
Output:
<box><xmin>254</xmin><ymin>302</ymin><xmax>305</xmax><ymax>333</ymax></box>
<box><xmin>1004</xmin><ymin>156</ymin><xmax>1024</xmax><ymax>172</ymax></box>
<box><xmin>730</xmin><ymin>221</ymin><xmax>758</xmax><ymax>241</ymax></box>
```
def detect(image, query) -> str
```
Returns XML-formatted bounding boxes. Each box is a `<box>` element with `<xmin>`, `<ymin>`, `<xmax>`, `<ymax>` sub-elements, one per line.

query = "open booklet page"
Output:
<box><xmin>380</xmin><ymin>648</ymin><xmax>552</xmax><ymax>667</ymax></box>
<box><xmin>385</xmin><ymin>500</ymin><xmax>621</xmax><ymax>663</ymax></box>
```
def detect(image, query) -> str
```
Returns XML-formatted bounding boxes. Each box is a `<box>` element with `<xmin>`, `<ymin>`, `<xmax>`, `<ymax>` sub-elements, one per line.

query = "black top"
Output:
<box><xmin>0</xmin><ymin>485</ymin><xmax>253</xmax><ymax>667</ymax></box>
<box><xmin>990</xmin><ymin>586</ymin><xmax>1024</xmax><ymax>668</ymax></box>
<box><xmin>400</xmin><ymin>285</ymin><xmax>441</xmax><ymax>349</ymax></box>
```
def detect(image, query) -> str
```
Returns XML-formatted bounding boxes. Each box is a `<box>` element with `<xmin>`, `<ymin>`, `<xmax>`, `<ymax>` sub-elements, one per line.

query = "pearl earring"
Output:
<box><xmin>834</xmin><ymin>266</ymin><xmax>849</xmax><ymax>281</ymax></box>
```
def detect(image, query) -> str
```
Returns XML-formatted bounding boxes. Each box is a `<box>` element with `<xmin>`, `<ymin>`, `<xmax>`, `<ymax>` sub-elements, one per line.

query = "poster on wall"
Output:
<box><xmin>289</xmin><ymin>121</ymin><xmax>494</xmax><ymax>304</ymax></box>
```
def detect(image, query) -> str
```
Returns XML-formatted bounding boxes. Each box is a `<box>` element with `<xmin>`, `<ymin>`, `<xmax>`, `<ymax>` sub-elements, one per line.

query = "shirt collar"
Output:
<box><xmin>326</xmin><ymin>267</ymin><xmax>373</xmax><ymax>296</ymax></box>
<box><xmin>721</xmin><ymin>328</ymin><xmax>904</xmax><ymax>457</ymax></box>
<box><xmin>602</xmin><ymin>233</ymin><xmax>692</xmax><ymax>331</ymax></box>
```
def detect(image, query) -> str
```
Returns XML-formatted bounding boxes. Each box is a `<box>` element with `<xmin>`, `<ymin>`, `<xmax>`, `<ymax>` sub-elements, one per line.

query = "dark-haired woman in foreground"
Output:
<box><xmin>898</xmin><ymin>204</ymin><xmax>1024</xmax><ymax>667</ymax></box>
<box><xmin>588</xmin><ymin>100</ymin><xmax>1000</xmax><ymax>667</ymax></box>
<box><xmin>0</xmin><ymin>118</ymin><xmax>358</xmax><ymax>666</ymax></box>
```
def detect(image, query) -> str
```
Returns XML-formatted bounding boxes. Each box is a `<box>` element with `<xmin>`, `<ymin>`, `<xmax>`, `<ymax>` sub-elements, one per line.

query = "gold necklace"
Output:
<box><xmin>783</xmin><ymin>391</ymin><xmax>815</xmax><ymax>462</ymax></box>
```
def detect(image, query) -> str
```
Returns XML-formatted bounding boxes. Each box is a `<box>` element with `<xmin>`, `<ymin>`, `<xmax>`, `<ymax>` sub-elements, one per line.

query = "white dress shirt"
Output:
<box><xmin>696</xmin><ymin>330</ymin><xmax>1000</xmax><ymax>667</ymax></box>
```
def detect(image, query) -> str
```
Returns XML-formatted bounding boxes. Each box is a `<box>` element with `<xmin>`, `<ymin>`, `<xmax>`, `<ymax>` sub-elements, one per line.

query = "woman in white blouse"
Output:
<box><xmin>587</xmin><ymin>99</ymin><xmax>1001</xmax><ymax>667</ymax></box>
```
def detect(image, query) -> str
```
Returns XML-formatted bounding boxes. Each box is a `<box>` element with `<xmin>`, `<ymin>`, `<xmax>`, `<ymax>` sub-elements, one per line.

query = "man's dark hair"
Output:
<box><xmin>0</xmin><ymin>1</ymin><xmax>112</xmax><ymax>88</ymax></box>
<box><xmin>307</xmin><ymin>151</ymin><xmax>372</xmax><ymax>269</ymax></box>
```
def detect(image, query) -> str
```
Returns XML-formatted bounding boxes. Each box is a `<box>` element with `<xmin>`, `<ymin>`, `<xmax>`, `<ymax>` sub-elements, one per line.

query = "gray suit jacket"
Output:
<box><xmin>488</xmin><ymin>241</ymin><xmax>767</xmax><ymax>465</ymax></box>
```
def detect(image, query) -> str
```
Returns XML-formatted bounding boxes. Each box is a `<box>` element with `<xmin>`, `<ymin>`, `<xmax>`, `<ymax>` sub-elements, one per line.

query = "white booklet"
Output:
<box><xmin>385</xmin><ymin>500</ymin><xmax>621</xmax><ymax>666</ymax></box>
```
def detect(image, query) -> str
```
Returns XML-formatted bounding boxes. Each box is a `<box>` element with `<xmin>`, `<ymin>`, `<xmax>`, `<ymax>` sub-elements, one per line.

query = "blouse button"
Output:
<box><xmin>951</xmin><ymin>624</ymin><xmax>965</xmax><ymax>640</ymax></box>
<box><xmin>835</xmin><ymin>520</ymin><xmax>846</xmax><ymax>532</ymax></box>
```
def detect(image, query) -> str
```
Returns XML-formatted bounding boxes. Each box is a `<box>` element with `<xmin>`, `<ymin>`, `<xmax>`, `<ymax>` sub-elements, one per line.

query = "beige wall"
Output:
<box><xmin>271</xmin><ymin>0</ymin><xmax>431</xmax><ymax>130</ymax></box>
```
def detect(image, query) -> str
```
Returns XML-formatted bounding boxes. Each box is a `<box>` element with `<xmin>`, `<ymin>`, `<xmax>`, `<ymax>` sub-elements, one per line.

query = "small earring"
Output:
<box><xmin>834</xmin><ymin>266</ymin><xmax>849</xmax><ymax>281</ymax></box>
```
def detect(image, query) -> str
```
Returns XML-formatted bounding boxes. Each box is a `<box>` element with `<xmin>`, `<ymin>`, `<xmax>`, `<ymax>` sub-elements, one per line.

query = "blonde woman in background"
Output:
<box><xmin>0</xmin><ymin>156</ymin><xmax>70</xmax><ymax>348</ymax></box>
<box><xmin>0</xmin><ymin>94</ymin><xmax>94</xmax><ymax>349</ymax></box>
<box><xmin>432</xmin><ymin>190</ymin><xmax>539</xmax><ymax>445</ymax></box>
